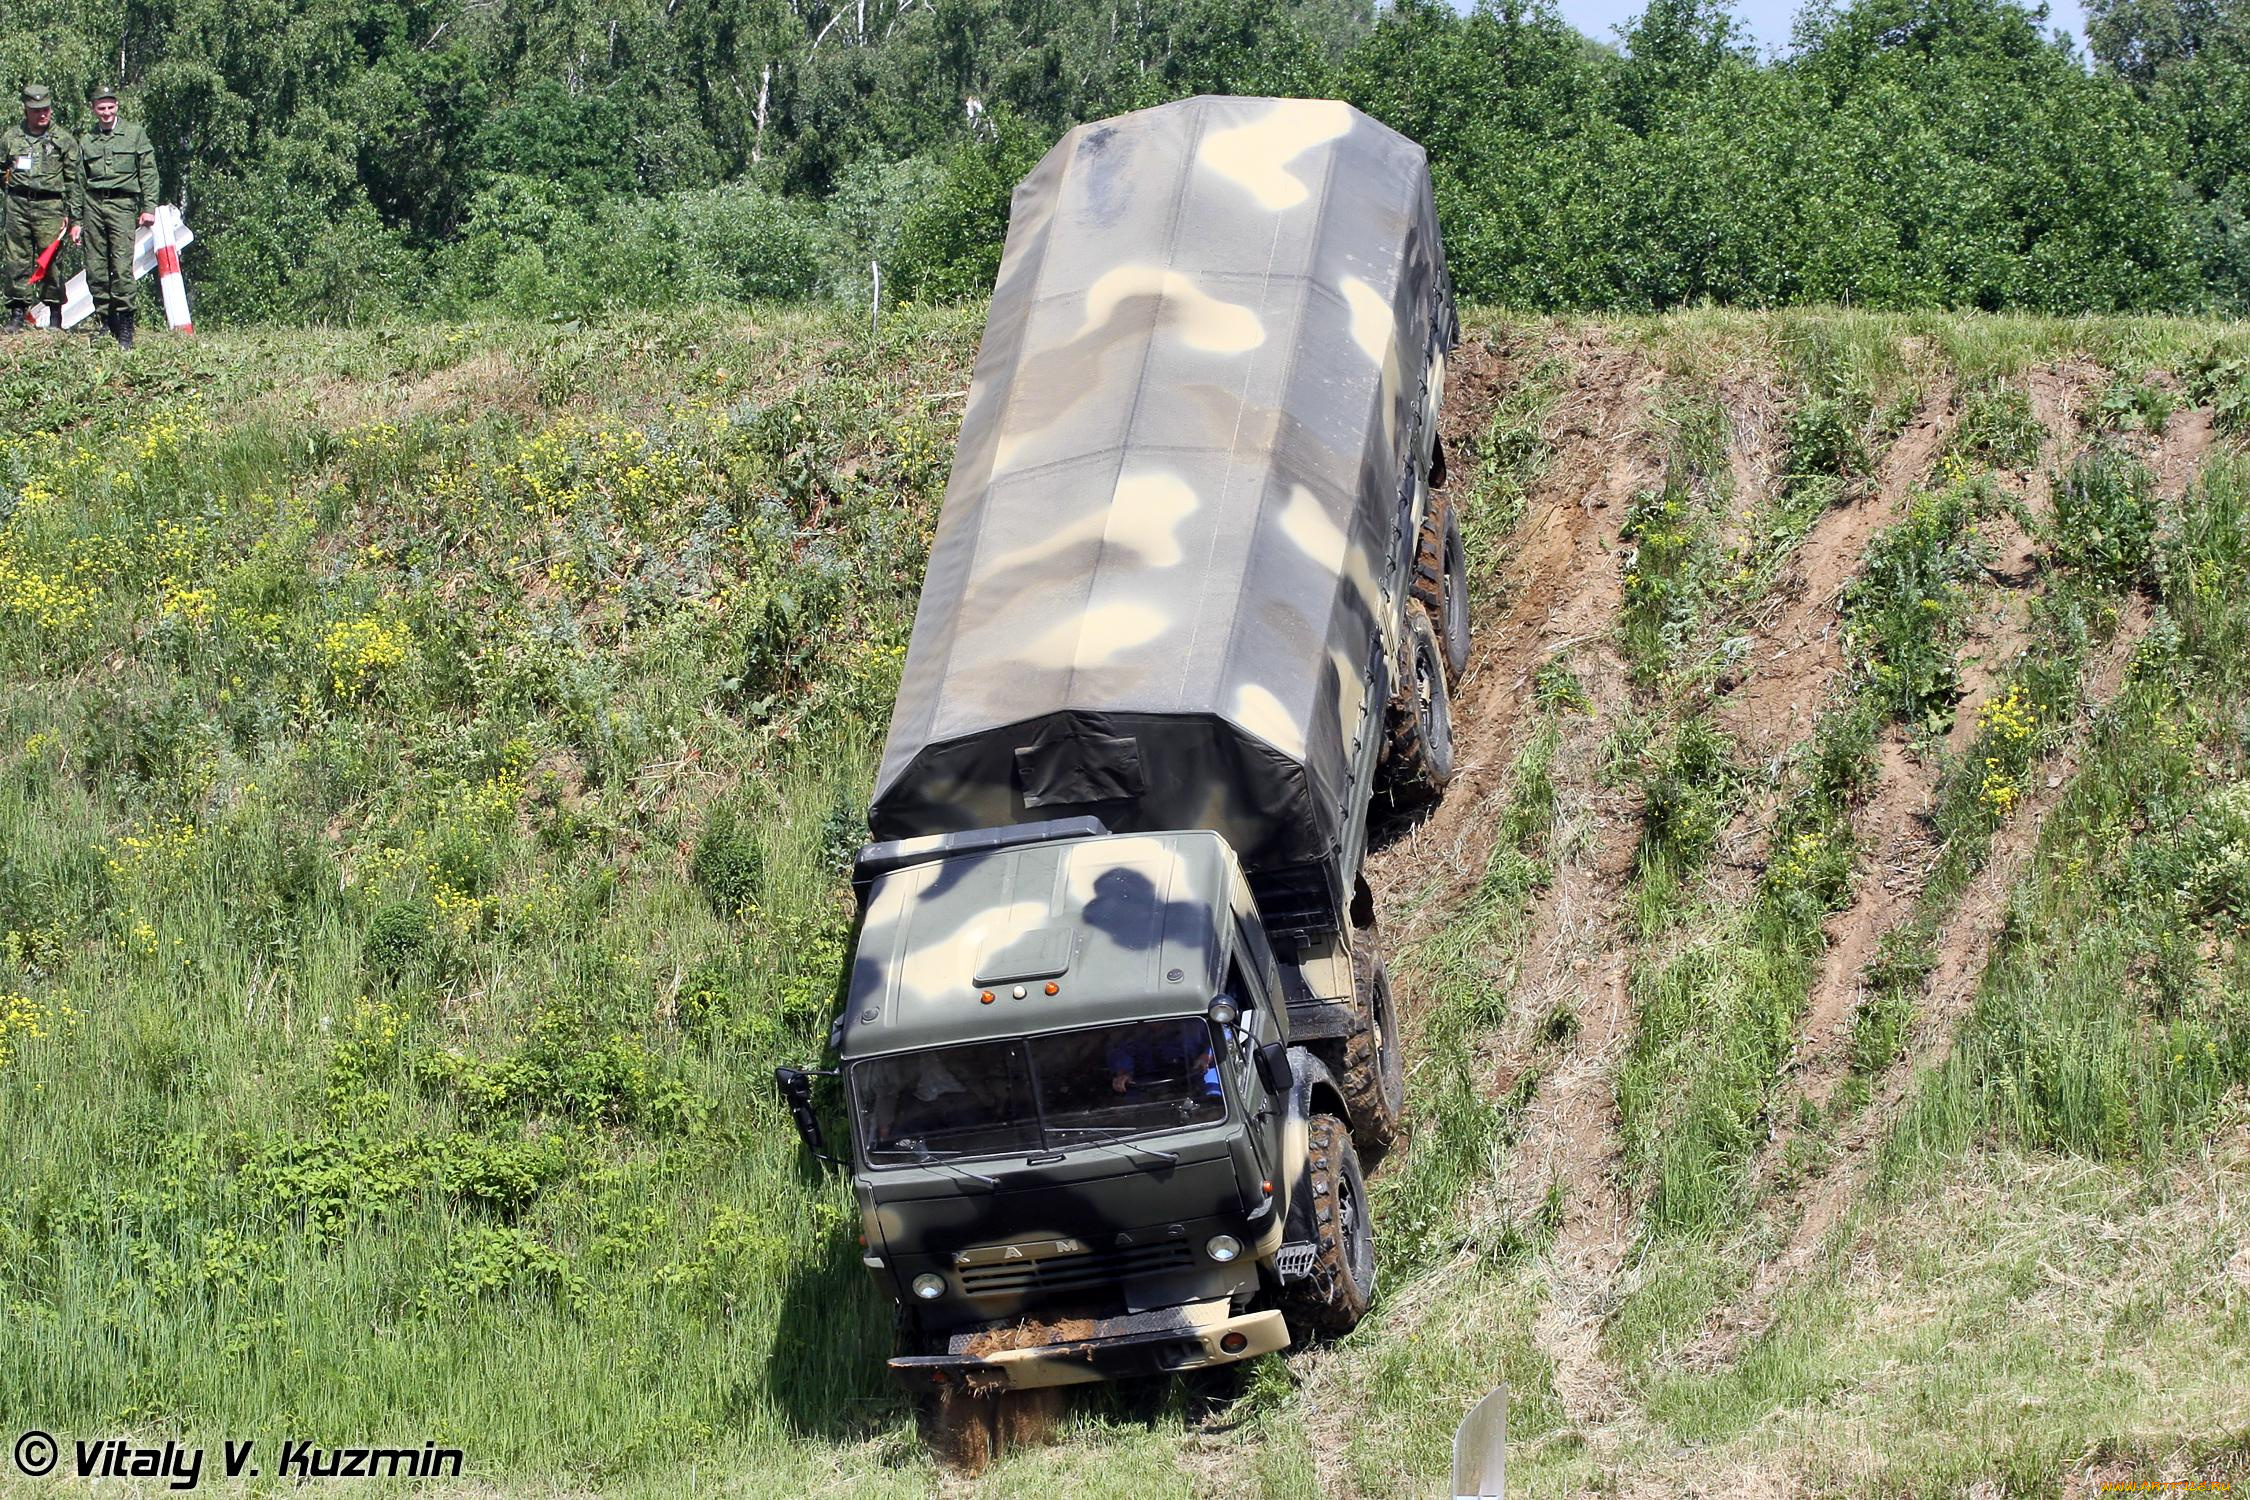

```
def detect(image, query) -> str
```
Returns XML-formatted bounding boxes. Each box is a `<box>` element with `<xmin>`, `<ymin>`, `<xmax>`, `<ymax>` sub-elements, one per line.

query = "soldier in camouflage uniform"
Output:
<box><xmin>77</xmin><ymin>85</ymin><xmax>159</xmax><ymax>348</ymax></box>
<box><xmin>0</xmin><ymin>85</ymin><xmax>81</xmax><ymax>333</ymax></box>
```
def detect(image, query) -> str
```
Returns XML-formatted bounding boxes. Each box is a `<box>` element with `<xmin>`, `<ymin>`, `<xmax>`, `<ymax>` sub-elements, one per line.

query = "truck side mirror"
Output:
<box><xmin>774</xmin><ymin>1066</ymin><xmax>839</xmax><ymax>1163</ymax></box>
<box><xmin>1253</xmin><ymin>1042</ymin><xmax>1292</xmax><ymax>1096</ymax></box>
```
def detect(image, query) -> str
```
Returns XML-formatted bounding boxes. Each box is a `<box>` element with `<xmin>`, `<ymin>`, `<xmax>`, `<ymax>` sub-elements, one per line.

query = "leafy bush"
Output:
<box><xmin>365</xmin><ymin>899</ymin><xmax>437</xmax><ymax>979</ymax></box>
<box><xmin>1844</xmin><ymin>480</ymin><xmax>1989</xmax><ymax>730</ymax></box>
<box><xmin>2092</xmin><ymin>376</ymin><xmax>2177</xmax><ymax>434</ymax></box>
<box><xmin>691</xmin><ymin>805</ymin><xmax>764</xmax><ymax>921</ymax></box>
<box><xmin>1788</xmin><ymin>394</ymin><xmax>1869</xmax><ymax>481</ymax></box>
<box><xmin>888</xmin><ymin>111</ymin><xmax>1055</xmax><ymax>302</ymax></box>
<box><xmin>2050</xmin><ymin>449</ymin><xmax>2158</xmax><ymax>590</ymax></box>
<box><xmin>2186</xmin><ymin>353</ymin><xmax>2250</xmax><ymax>434</ymax></box>
<box><xmin>435</xmin><ymin>181</ymin><xmax>822</xmax><ymax>317</ymax></box>
<box><xmin>1955</xmin><ymin>385</ymin><xmax>2045</xmax><ymax>468</ymax></box>
<box><xmin>1636</xmin><ymin>717</ymin><xmax>1739</xmax><ymax>886</ymax></box>
<box><xmin>1620</xmin><ymin>476</ymin><xmax>1719</xmax><ymax>678</ymax></box>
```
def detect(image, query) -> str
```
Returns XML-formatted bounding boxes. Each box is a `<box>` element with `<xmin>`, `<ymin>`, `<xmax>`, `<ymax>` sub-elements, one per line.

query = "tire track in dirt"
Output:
<box><xmin>1716</xmin><ymin>380</ymin><xmax>1957</xmax><ymax>763</ymax></box>
<box><xmin>1684</xmin><ymin>394</ymin><xmax>2217</xmax><ymax>1368</ymax></box>
<box><xmin>1452</xmin><ymin>346</ymin><xmax>1656</xmax><ymax>1432</ymax></box>
<box><xmin>1283</xmin><ymin>324</ymin><xmax>1661</xmax><ymax>1496</ymax></box>
<box><xmin>1684</xmin><ymin>598</ymin><xmax>2156</xmax><ymax>1370</ymax></box>
<box><xmin>1767</xmin><ymin>367</ymin><xmax>2099</xmax><ymax>1139</ymax></box>
<box><xmin>1367</xmin><ymin>327</ymin><xmax>1658</xmax><ymax>934</ymax></box>
<box><xmin>1349</xmin><ymin>326</ymin><xmax>1662</xmax><ymax>1446</ymax></box>
<box><xmin>1478</xmin><ymin>367</ymin><xmax>1950</xmax><ymax>1433</ymax></box>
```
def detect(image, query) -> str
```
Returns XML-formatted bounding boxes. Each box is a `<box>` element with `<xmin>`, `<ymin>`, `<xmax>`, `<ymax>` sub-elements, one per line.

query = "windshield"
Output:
<box><xmin>852</xmin><ymin>1017</ymin><xmax>1225</xmax><ymax>1166</ymax></box>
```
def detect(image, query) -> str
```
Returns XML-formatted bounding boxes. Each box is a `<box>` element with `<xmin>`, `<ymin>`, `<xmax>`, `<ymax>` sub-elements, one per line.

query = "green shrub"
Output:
<box><xmin>1787</xmin><ymin>394</ymin><xmax>1869</xmax><ymax>481</ymax></box>
<box><xmin>1954</xmin><ymin>385</ymin><xmax>2044</xmax><ymax>467</ymax></box>
<box><xmin>889</xmin><ymin>111</ymin><xmax>1054</xmax><ymax>303</ymax></box>
<box><xmin>2092</xmin><ymin>376</ymin><xmax>2176</xmax><ymax>434</ymax></box>
<box><xmin>1636</xmin><ymin>717</ymin><xmax>1739</xmax><ymax>889</ymax></box>
<box><xmin>1620</xmin><ymin>477</ymin><xmax>1718</xmax><ymax>678</ymax></box>
<box><xmin>2186</xmin><ymin>353</ymin><xmax>2250</xmax><ymax>434</ymax></box>
<box><xmin>365</xmin><ymin>899</ymin><xmax>437</xmax><ymax>978</ymax></box>
<box><xmin>1844</xmin><ymin>481</ymin><xmax>1987</xmax><ymax>731</ymax></box>
<box><xmin>691</xmin><ymin>805</ymin><xmax>764</xmax><ymax>921</ymax></box>
<box><xmin>2050</xmin><ymin>449</ymin><xmax>2157</xmax><ymax>590</ymax></box>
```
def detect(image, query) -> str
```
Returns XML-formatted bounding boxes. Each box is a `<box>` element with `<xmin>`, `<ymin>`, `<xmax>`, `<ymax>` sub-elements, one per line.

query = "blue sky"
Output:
<box><xmin>1546</xmin><ymin>0</ymin><xmax>2090</xmax><ymax>53</ymax></box>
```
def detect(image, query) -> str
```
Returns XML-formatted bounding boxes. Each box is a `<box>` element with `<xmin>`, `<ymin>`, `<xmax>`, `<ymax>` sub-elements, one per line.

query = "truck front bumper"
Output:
<box><xmin>890</xmin><ymin>1301</ymin><xmax>1290</xmax><ymax>1392</ymax></box>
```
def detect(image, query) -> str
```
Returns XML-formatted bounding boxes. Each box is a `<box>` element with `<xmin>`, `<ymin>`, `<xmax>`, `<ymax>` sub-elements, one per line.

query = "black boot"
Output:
<box><xmin>115</xmin><ymin>309</ymin><xmax>135</xmax><ymax>351</ymax></box>
<box><xmin>0</xmin><ymin>308</ymin><xmax>22</xmax><ymax>335</ymax></box>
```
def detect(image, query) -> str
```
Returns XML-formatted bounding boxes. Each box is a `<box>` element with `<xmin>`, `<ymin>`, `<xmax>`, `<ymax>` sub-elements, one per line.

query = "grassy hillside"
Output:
<box><xmin>1</xmin><ymin>308</ymin><xmax>2246</xmax><ymax>1497</ymax></box>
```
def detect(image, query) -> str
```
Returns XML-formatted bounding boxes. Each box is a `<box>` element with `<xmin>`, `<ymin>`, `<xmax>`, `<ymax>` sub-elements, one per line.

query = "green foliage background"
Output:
<box><xmin>16</xmin><ymin>0</ymin><xmax>2250</xmax><ymax>323</ymax></box>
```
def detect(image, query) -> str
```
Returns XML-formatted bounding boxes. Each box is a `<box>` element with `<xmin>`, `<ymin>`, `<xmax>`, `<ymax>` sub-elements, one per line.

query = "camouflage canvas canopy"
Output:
<box><xmin>872</xmin><ymin>96</ymin><xmax>1451</xmax><ymax>879</ymax></box>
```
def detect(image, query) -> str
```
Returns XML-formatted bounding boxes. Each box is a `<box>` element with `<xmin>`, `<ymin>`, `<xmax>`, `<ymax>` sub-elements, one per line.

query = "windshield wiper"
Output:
<box><xmin>879</xmin><ymin>1140</ymin><xmax>1003</xmax><ymax>1187</ymax></box>
<box><xmin>1041</xmin><ymin>1124</ymin><xmax>1180</xmax><ymax>1166</ymax></box>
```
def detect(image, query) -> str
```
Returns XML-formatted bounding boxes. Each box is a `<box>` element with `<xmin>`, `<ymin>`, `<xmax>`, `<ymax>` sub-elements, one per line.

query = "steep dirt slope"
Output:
<box><xmin>1340</xmin><ymin>320</ymin><xmax>2240</xmax><ymax>1497</ymax></box>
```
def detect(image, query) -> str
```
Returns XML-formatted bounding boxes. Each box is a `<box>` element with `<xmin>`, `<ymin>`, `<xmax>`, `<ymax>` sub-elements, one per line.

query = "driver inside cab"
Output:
<box><xmin>1106</xmin><ymin>1017</ymin><xmax>1219</xmax><ymax>1099</ymax></box>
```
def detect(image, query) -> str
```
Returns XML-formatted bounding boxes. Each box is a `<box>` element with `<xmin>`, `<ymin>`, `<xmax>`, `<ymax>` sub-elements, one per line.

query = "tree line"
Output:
<box><xmin>13</xmin><ymin>0</ymin><xmax>2247</xmax><ymax>321</ymax></box>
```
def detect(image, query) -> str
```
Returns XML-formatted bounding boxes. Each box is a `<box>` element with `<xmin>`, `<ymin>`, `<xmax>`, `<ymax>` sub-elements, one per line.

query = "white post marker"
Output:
<box><xmin>1452</xmin><ymin>1385</ymin><xmax>1507</xmax><ymax>1499</ymax></box>
<box><xmin>152</xmin><ymin>205</ymin><xmax>191</xmax><ymax>333</ymax></box>
<box><xmin>129</xmin><ymin>206</ymin><xmax>194</xmax><ymax>279</ymax></box>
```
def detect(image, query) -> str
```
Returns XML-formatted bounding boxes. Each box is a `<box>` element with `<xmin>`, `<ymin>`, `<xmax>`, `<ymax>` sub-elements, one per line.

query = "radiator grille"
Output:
<box><xmin>956</xmin><ymin>1241</ymin><xmax>1196</xmax><ymax>1298</ymax></box>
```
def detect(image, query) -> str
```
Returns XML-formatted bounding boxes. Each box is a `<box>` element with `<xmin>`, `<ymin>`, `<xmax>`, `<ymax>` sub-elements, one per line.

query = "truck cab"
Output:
<box><xmin>791</xmin><ymin>819</ymin><xmax>1368</xmax><ymax>1390</ymax></box>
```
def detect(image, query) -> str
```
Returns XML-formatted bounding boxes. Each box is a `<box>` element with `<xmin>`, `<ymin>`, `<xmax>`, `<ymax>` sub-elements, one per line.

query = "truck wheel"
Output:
<box><xmin>1281</xmin><ymin>1114</ymin><xmax>1377</xmax><ymax>1337</ymax></box>
<box><xmin>1341</xmin><ymin>939</ymin><xmax>1405</xmax><ymax>1160</ymax></box>
<box><xmin>1411</xmin><ymin>495</ymin><xmax>1471</xmax><ymax>683</ymax></box>
<box><xmin>1383</xmin><ymin>600</ymin><xmax>1454</xmax><ymax>803</ymax></box>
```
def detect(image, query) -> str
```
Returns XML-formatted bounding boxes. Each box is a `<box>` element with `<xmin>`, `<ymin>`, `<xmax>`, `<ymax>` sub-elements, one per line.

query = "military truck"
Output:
<box><xmin>777</xmin><ymin>94</ymin><xmax>1464</xmax><ymax>1412</ymax></box>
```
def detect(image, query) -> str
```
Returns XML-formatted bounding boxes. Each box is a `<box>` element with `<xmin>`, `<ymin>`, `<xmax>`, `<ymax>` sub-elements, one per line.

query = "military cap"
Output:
<box><xmin>89</xmin><ymin>84</ymin><xmax>117</xmax><ymax>103</ymax></box>
<box><xmin>20</xmin><ymin>85</ymin><xmax>51</xmax><ymax>108</ymax></box>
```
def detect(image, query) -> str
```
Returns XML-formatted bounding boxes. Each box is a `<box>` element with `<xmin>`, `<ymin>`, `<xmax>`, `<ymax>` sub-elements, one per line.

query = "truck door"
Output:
<box><xmin>1226</xmin><ymin>953</ymin><xmax>1285</xmax><ymax>1190</ymax></box>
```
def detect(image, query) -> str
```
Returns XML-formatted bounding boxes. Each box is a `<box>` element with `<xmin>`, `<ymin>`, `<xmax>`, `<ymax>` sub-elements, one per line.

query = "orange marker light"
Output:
<box><xmin>979</xmin><ymin>991</ymin><xmax>996</xmax><ymax>1005</ymax></box>
<box><xmin>1044</xmin><ymin>983</ymin><xmax>1059</xmax><ymax>995</ymax></box>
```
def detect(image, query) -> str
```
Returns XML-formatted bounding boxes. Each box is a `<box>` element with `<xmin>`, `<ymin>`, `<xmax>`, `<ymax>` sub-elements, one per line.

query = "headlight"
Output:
<box><xmin>911</xmin><ymin>1273</ymin><xmax>947</xmax><ymax>1300</ymax></box>
<box><xmin>1207</xmin><ymin>996</ymin><xmax>1241</xmax><ymax>1028</ymax></box>
<box><xmin>1205</xmin><ymin>1234</ymin><xmax>1242</xmax><ymax>1264</ymax></box>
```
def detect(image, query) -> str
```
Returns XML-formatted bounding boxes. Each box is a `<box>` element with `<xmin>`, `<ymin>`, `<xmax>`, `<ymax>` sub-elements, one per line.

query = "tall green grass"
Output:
<box><xmin>1886</xmin><ymin>452</ymin><xmax>2250</xmax><ymax>1182</ymax></box>
<box><xmin>0</xmin><ymin>307</ymin><xmax>979</xmax><ymax>1483</ymax></box>
<box><xmin>3</xmin><ymin>309</ymin><xmax>2246</xmax><ymax>1498</ymax></box>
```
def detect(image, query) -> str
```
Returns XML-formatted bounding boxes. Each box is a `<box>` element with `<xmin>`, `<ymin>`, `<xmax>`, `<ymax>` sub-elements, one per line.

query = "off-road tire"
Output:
<box><xmin>1409</xmin><ymin>493</ymin><xmax>1470</xmax><ymax>682</ymax></box>
<box><xmin>1279</xmin><ymin>1114</ymin><xmax>1376</xmax><ymax>1337</ymax></box>
<box><xmin>1339</xmin><ymin>934</ymin><xmax>1405</xmax><ymax>1161</ymax></box>
<box><xmin>1382</xmin><ymin>599</ymin><xmax>1455</xmax><ymax>803</ymax></box>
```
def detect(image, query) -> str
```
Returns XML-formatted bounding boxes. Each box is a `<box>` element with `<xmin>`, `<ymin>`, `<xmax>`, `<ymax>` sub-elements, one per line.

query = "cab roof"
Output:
<box><xmin>836</xmin><ymin>830</ymin><xmax>1237</xmax><ymax>1060</ymax></box>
